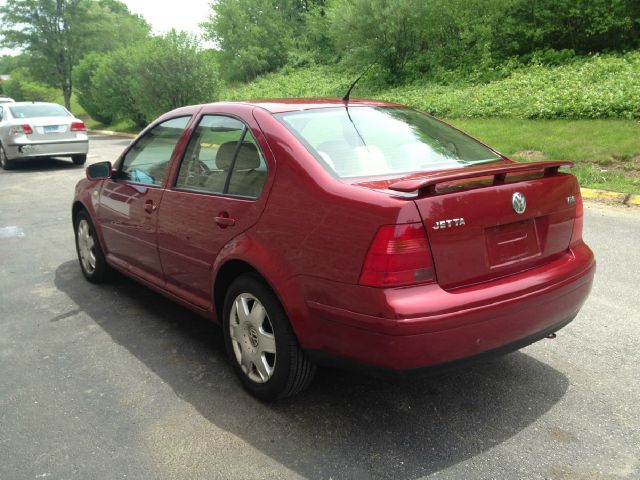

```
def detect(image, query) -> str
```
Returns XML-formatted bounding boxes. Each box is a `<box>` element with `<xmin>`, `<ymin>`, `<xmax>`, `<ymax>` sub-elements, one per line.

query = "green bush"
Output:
<box><xmin>390</xmin><ymin>52</ymin><xmax>640</xmax><ymax>119</ymax></box>
<box><xmin>75</xmin><ymin>31</ymin><xmax>220</xmax><ymax>127</ymax></box>
<box><xmin>222</xmin><ymin>51</ymin><xmax>640</xmax><ymax>120</ymax></box>
<box><xmin>74</xmin><ymin>53</ymin><xmax>114</xmax><ymax>124</ymax></box>
<box><xmin>2</xmin><ymin>68</ymin><xmax>58</xmax><ymax>102</ymax></box>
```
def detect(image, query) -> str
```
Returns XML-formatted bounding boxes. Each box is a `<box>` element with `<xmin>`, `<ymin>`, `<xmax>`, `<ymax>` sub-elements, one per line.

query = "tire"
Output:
<box><xmin>72</xmin><ymin>154</ymin><xmax>87</xmax><ymax>166</ymax></box>
<box><xmin>223</xmin><ymin>274</ymin><xmax>316</xmax><ymax>400</ymax></box>
<box><xmin>0</xmin><ymin>144</ymin><xmax>15</xmax><ymax>170</ymax></box>
<box><xmin>74</xmin><ymin>209</ymin><xmax>112</xmax><ymax>283</ymax></box>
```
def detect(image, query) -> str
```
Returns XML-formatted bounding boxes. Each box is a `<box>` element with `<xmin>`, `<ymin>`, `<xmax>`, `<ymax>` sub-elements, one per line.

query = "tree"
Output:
<box><xmin>130</xmin><ymin>31</ymin><xmax>221</xmax><ymax>122</ymax></box>
<box><xmin>2</xmin><ymin>68</ymin><xmax>58</xmax><ymax>102</ymax></box>
<box><xmin>76</xmin><ymin>31</ymin><xmax>220</xmax><ymax>127</ymax></box>
<box><xmin>328</xmin><ymin>0</ymin><xmax>430</xmax><ymax>82</ymax></box>
<box><xmin>202</xmin><ymin>0</ymin><xmax>294</xmax><ymax>82</ymax></box>
<box><xmin>0</xmin><ymin>0</ymin><xmax>149</xmax><ymax>109</ymax></box>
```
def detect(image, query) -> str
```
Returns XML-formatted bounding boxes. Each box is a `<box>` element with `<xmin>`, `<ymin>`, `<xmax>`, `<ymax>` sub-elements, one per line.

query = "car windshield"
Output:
<box><xmin>276</xmin><ymin>106</ymin><xmax>502</xmax><ymax>178</ymax></box>
<box><xmin>9</xmin><ymin>104</ymin><xmax>70</xmax><ymax>119</ymax></box>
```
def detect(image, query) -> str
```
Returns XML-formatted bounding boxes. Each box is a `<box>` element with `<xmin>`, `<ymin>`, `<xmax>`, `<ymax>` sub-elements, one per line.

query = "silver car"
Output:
<box><xmin>0</xmin><ymin>101</ymin><xmax>89</xmax><ymax>170</ymax></box>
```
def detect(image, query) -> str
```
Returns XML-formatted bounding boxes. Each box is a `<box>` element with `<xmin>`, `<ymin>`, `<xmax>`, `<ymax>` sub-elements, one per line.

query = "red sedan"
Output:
<box><xmin>72</xmin><ymin>99</ymin><xmax>595</xmax><ymax>400</ymax></box>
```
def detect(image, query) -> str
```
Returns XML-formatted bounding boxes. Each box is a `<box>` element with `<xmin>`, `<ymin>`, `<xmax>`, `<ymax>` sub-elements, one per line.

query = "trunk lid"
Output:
<box><xmin>25</xmin><ymin>116</ymin><xmax>77</xmax><ymax>142</ymax></box>
<box><xmin>358</xmin><ymin>161</ymin><xmax>579</xmax><ymax>289</ymax></box>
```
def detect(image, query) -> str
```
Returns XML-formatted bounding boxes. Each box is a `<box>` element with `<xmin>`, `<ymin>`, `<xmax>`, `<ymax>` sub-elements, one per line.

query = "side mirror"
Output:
<box><xmin>86</xmin><ymin>161</ymin><xmax>112</xmax><ymax>180</ymax></box>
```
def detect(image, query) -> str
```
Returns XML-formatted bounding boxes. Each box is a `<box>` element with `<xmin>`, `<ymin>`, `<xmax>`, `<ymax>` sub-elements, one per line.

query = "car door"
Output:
<box><xmin>98</xmin><ymin>116</ymin><xmax>192</xmax><ymax>285</ymax></box>
<box><xmin>156</xmin><ymin>113</ymin><xmax>271</xmax><ymax>309</ymax></box>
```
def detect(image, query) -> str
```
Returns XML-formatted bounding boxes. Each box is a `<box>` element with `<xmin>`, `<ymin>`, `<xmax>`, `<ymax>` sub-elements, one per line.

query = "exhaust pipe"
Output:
<box><xmin>546</xmin><ymin>333</ymin><xmax>557</xmax><ymax>339</ymax></box>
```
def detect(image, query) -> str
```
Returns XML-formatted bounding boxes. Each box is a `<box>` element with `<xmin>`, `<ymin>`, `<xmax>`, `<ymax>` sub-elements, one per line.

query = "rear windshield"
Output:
<box><xmin>9</xmin><ymin>104</ymin><xmax>70</xmax><ymax>119</ymax></box>
<box><xmin>276</xmin><ymin>107</ymin><xmax>501</xmax><ymax>178</ymax></box>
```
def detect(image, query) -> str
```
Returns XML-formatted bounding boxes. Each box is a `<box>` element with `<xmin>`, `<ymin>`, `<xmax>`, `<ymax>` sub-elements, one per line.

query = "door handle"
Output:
<box><xmin>144</xmin><ymin>199</ymin><xmax>157</xmax><ymax>214</ymax></box>
<box><xmin>215</xmin><ymin>212</ymin><xmax>236</xmax><ymax>228</ymax></box>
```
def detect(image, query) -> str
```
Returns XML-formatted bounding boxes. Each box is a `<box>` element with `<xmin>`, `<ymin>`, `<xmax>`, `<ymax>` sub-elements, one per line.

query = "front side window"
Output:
<box><xmin>176</xmin><ymin>115</ymin><xmax>267</xmax><ymax>198</ymax></box>
<box><xmin>120</xmin><ymin>116</ymin><xmax>191</xmax><ymax>186</ymax></box>
<box><xmin>276</xmin><ymin>107</ymin><xmax>502</xmax><ymax>178</ymax></box>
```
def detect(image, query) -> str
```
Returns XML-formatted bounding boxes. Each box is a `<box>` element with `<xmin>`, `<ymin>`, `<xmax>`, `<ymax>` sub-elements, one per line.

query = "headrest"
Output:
<box><xmin>215</xmin><ymin>141</ymin><xmax>260</xmax><ymax>170</ymax></box>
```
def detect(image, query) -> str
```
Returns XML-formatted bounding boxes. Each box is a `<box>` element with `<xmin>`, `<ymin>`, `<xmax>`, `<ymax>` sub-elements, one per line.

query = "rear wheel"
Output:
<box><xmin>72</xmin><ymin>154</ymin><xmax>87</xmax><ymax>166</ymax></box>
<box><xmin>0</xmin><ymin>144</ymin><xmax>15</xmax><ymax>170</ymax></box>
<box><xmin>223</xmin><ymin>274</ymin><xmax>316</xmax><ymax>400</ymax></box>
<box><xmin>74</xmin><ymin>209</ymin><xmax>112</xmax><ymax>283</ymax></box>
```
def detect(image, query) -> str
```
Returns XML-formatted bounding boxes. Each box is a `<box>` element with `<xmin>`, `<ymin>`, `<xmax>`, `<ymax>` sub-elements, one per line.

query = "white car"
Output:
<box><xmin>0</xmin><ymin>101</ymin><xmax>89</xmax><ymax>170</ymax></box>
<box><xmin>0</xmin><ymin>96</ymin><xmax>15</xmax><ymax>103</ymax></box>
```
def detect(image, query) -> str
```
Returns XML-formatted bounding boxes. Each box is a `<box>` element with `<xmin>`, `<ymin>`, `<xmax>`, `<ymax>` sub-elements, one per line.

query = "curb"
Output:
<box><xmin>88</xmin><ymin>129</ymin><xmax>137</xmax><ymax>139</ymax></box>
<box><xmin>581</xmin><ymin>187</ymin><xmax>640</xmax><ymax>207</ymax></box>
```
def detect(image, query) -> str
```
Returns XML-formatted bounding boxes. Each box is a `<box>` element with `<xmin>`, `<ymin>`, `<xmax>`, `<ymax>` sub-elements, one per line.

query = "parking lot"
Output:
<box><xmin>1</xmin><ymin>134</ymin><xmax>639</xmax><ymax>479</ymax></box>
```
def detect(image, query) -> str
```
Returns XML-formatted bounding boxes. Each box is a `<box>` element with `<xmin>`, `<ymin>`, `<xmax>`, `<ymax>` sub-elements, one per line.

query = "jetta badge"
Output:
<box><xmin>433</xmin><ymin>218</ymin><xmax>465</xmax><ymax>230</ymax></box>
<box><xmin>512</xmin><ymin>192</ymin><xmax>526</xmax><ymax>215</ymax></box>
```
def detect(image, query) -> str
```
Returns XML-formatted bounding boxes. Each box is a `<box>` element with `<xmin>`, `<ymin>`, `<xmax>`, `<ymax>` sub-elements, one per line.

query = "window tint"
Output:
<box><xmin>227</xmin><ymin>134</ymin><xmax>267</xmax><ymax>198</ymax></box>
<box><xmin>121</xmin><ymin>116</ymin><xmax>190</xmax><ymax>186</ymax></box>
<box><xmin>9</xmin><ymin>104</ymin><xmax>70</xmax><ymax>118</ymax></box>
<box><xmin>176</xmin><ymin>115</ymin><xmax>267</xmax><ymax>198</ymax></box>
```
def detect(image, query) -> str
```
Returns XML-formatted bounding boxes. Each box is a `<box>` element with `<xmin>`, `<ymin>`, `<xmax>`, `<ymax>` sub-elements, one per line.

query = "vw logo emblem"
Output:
<box><xmin>512</xmin><ymin>192</ymin><xmax>526</xmax><ymax>215</ymax></box>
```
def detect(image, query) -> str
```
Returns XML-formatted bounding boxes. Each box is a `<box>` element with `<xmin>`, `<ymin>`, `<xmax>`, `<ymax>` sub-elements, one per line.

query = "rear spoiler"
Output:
<box><xmin>388</xmin><ymin>161</ymin><xmax>574</xmax><ymax>194</ymax></box>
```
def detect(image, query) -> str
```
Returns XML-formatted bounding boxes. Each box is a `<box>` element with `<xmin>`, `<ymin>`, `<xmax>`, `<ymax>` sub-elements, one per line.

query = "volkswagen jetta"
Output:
<box><xmin>72</xmin><ymin>99</ymin><xmax>595</xmax><ymax>400</ymax></box>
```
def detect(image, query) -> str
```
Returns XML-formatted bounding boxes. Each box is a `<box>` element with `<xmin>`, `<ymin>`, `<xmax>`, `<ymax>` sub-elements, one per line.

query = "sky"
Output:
<box><xmin>122</xmin><ymin>0</ymin><xmax>212</xmax><ymax>36</ymax></box>
<box><xmin>0</xmin><ymin>0</ymin><xmax>214</xmax><ymax>56</ymax></box>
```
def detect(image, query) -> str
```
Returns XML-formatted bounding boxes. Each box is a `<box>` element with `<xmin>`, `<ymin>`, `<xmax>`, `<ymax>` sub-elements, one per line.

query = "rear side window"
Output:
<box><xmin>120</xmin><ymin>116</ymin><xmax>190</xmax><ymax>186</ymax></box>
<box><xmin>176</xmin><ymin>115</ymin><xmax>267</xmax><ymax>198</ymax></box>
<box><xmin>9</xmin><ymin>104</ymin><xmax>70</xmax><ymax>118</ymax></box>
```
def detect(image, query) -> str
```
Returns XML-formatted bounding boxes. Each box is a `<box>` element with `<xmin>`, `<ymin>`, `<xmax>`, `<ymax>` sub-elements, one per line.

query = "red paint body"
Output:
<box><xmin>73</xmin><ymin>99</ymin><xmax>595</xmax><ymax>371</ymax></box>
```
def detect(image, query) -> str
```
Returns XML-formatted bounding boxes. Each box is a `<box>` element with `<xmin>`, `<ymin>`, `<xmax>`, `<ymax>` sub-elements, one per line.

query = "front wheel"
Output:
<box><xmin>223</xmin><ymin>274</ymin><xmax>316</xmax><ymax>400</ymax></box>
<box><xmin>74</xmin><ymin>209</ymin><xmax>112</xmax><ymax>283</ymax></box>
<box><xmin>72</xmin><ymin>154</ymin><xmax>87</xmax><ymax>166</ymax></box>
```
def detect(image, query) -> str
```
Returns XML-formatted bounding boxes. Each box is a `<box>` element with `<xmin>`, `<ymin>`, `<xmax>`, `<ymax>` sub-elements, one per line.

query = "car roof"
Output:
<box><xmin>198</xmin><ymin>98</ymin><xmax>406</xmax><ymax>114</ymax></box>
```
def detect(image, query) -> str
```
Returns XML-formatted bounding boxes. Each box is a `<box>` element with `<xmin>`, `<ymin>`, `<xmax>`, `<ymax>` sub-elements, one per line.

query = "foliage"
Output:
<box><xmin>222</xmin><ymin>52</ymin><xmax>640</xmax><ymax>120</ymax></box>
<box><xmin>328</xmin><ymin>0</ymin><xmax>430</xmax><ymax>82</ymax></box>
<box><xmin>129</xmin><ymin>32</ymin><xmax>221</xmax><ymax>122</ymax></box>
<box><xmin>0</xmin><ymin>0</ymin><xmax>150</xmax><ymax>108</ymax></box>
<box><xmin>202</xmin><ymin>0</ymin><xmax>293</xmax><ymax>82</ymax></box>
<box><xmin>1</xmin><ymin>68</ymin><xmax>58</xmax><ymax>102</ymax></box>
<box><xmin>205</xmin><ymin>0</ymin><xmax>640</xmax><ymax>82</ymax></box>
<box><xmin>73</xmin><ymin>52</ymin><xmax>113</xmax><ymax>123</ymax></box>
<box><xmin>202</xmin><ymin>0</ymin><xmax>331</xmax><ymax>82</ymax></box>
<box><xmin>75</xmin><ymin>31</ymin><xmax>220</xmax><ymax>127</ymax></box>
<box><xmin>494</xmin><ymin>0</ymin><xmax>640</xmax><ymax>57</ymax></box>
<box><xmin>386</xmin><ymin>53</ymin><xmax>640</xmax><ymax>119</ymax></box>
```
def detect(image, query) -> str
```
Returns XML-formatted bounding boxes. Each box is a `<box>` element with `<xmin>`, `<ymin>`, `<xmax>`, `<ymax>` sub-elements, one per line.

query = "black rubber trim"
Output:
<box><xmin>305</xmin><ymin>314</ymin><xmax>577</xmax><ymax>379</ymax></box>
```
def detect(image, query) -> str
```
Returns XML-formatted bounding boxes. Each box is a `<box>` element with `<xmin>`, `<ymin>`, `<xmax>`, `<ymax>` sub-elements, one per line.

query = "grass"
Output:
<box><xmin>84</xmin><ymin>117</ymin><xmax>140</xmax><ymax>135</ymax></box>
<box><xmin>451</xmin><ymin>118</ymin><xmax>640</xmax><ymax>193</ymax></box>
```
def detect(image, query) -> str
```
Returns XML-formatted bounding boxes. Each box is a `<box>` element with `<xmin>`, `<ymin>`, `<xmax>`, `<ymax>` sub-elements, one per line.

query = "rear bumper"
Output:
<box><xmin>5</xmin><ymin>139</ymin><xmax>88</xmax><ymax>160</ymax></box>
<box><xmin>299</xmin><ymin>241</ymin><xmax>595</xmax><ymax>371</ymax></box>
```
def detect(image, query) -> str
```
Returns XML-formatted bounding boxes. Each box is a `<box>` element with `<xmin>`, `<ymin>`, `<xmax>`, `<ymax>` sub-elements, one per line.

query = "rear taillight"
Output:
<box><xmin>359</xmin><ymin>223</ymin><xmax>435</xmax><ymax>287</ymax></box>
<box><xmin>570</xmin><ymin>192</ymin><xmax>584</xmax><ymax>246</ymax></box>
<box><xmin>9</xmin><ymin>124</ymin><xmax>33</xmax><ymax>135</ymax></box>
<box><xmin>70</xmin><ymin>121</ymin><xmax>86</xmax><ymax>131</ymax></box>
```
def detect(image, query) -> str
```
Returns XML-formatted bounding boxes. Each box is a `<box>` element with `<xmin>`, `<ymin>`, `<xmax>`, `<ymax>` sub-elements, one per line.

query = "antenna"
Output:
<box><xmin>341</xmin><ymin>63</ymin><xmax>375</xmax><ymax>104</ymax></box>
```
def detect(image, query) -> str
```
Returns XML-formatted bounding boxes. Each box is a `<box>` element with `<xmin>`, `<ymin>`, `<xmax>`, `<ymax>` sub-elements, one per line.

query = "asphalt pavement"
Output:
<box><xmin>0</xmin><ymin>134</ymin><xmax>639</xmax><ymax>479</ymax></box>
